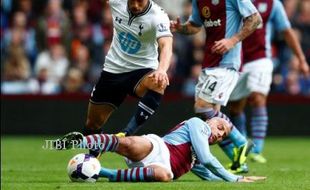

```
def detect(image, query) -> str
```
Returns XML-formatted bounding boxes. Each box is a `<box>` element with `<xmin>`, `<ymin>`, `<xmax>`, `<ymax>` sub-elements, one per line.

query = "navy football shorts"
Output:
<box><xmin>90</xmin><ymin>68</ymin><xmax>154</xmax><ymax>108</ymax></box>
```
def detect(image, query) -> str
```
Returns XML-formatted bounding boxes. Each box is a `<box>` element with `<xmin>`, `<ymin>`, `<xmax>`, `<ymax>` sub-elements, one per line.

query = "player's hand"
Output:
<box><xmin>148</xmin><ymin>69</ymin><xmax>169</xmax><ymax>89</ymax></box>
<box><xmin>298</xmin><ymin>59</ymin><xmax>310</xmax><ymax>77</ymax></box>
<box><xmin>211</xmin><ymin>38</ymin><xmax>238</xmax><ymax>55</ymax></box>
<box><xmin>238</xmin><ymin>176</ymin><xmax>267</xmax><ymax>182</ymax></box>
<box><xmin>170</xmin><ymin>17</ymin><xmax>182</xmax><ymax>33</ymax></box>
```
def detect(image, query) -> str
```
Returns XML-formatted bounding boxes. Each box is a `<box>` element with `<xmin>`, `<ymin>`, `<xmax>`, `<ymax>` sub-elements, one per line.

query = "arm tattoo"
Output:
<box><xmin>234</xmin><ymin>13</ymin><xmax>262</xmax><ymax>42</ymax></box>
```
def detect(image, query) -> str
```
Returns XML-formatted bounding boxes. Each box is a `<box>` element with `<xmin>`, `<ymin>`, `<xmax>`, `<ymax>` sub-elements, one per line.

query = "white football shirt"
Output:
<box><xmin>104</xmin><ymin>0</ymin><xmax>172</xmax><ymax>73</ymax></box>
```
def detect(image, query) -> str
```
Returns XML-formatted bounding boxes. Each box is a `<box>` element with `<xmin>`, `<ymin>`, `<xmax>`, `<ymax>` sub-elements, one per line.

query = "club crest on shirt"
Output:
<box><xmin>157</xmin><ymin>23</ymin><xmax>168</xmax><ymax>32</ymax></box>
<box><xmin>202</xmin><ymin>6</ymin><xmax>211</xmax><ymax>18</ymax></box>
<box><xmin>212</xmin><ymin>0</ymin><xmax>219</xmax><ymax>5</ymax></box>
<box><xmin>138</xmin><ymin>24</ymin><xmax>144</xmax><ymax>36</ymax></box>
<box><xmin>258</xmin><ymin>3</ymin><xmax>268</xmax><ymax>13</ymax></box>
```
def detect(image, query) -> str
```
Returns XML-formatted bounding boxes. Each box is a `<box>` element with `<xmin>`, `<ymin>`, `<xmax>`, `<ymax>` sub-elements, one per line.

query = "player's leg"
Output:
<box><xmin>54</xmin><ymin>132</ymin><xmax>168</xmax><ymax>182</ymax></box>
<box><xmin>83</xmin><ymin>70</ymin><xmax>127</xmax><ymax>156</ymax></box>
<box><xmin>228</xmin><ymin>98</ymin><xmax>248</xmax><ymax>137</ymax></box>
<box><xmin>225</xmin><ymin>99</ymin><xmax>251</xmax><ymax>172</ymax></box>
<box><xmin>93</xmin><ymin>135</ymin><xmax>171</xmax><ymax>182</ymax></box>
<box><xmin>248</xmin><ymin>92</ymin><xmax>268</xmax><ymax>163</ymax></box>
<box><xmin>102</xmin><ymin>133</ymin><xmax>173</xmax><ymax>182</ymax></box>
<box><xmin>121</xmin><ymin>69</ymin><xmax>166</xmax><ymax>136</ymax></box>
<box><xmin>220</xmin><ymin>72</ymin><xmax>251</xmax><ymax>172</ymax></box>
<box><xmin>83</xmin><ymin>103</ymin><xmax>115</xmax><ymax>135</ymax></box>
<box><xmin>85</xmin><ymin>70</ymin><xmax>127</xmax><ymax>135</ymax></box>
<box><xmin>54</xmin><ymin>133</ymin><xmax>152</xmax><ymax>160</ymax></box>
<box><xmin>242</xmin><ymin>58</ymin><xmax>273</xmax><ymax>163</ymax></box>
<box><xmin>99</xmin><ymin>165</ymin><xmax>171</xmax><ymax>182</ymax></box>
<box><xmin>194</xmin><ymin>68</ymin><xmax>249</xmax><ymax>165</ymax></box>
<box><xmin>228</xmin><ymin>71</ymin><xmax>251</xmax><ymax>137</ymax></box>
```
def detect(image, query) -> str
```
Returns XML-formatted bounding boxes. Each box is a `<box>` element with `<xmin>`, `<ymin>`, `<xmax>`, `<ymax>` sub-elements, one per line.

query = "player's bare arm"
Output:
<box><xmin>283</xmin><ymin>28</ymin><xmax>310</xmax><ymax>76</ymax></box>
<box><xmin>238</xmin><ymin>176</ymin><xmax>267</xmax><ymax>183</ymax></box>
<box><xmin>170</xmin><ymin>17</ymin><xmax>201</xmax><ymax>35</ymax></box>
<box><xmin>211</xmin><ymin>13</ymin><xmax>262</xmax><ymax>55</ymax></box>
<box><xmin>149</xmin><ymin>36</ymin><xmax>173</xmax><ymax>89</ymax></box>
<box><xmin>233</xmin><ymin>12</ymin><xmax>262</xmax><ymax>44</ymax></box>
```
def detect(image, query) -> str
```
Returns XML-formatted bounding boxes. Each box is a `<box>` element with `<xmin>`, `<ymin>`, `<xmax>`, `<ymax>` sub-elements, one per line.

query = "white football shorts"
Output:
<box><xmin>229</xmin><ymin>58</ymin><xmax>273</xmax><ymax>101</ymax></box>
<box><xmin>124</xmin><ymin>134</ymin><xmax>174</xmax><ymax>179</ymax></box>
<box><xmin>195</xmin><ymin>67</ymin><xmax>239</xmax><ymax>106</ymax></box>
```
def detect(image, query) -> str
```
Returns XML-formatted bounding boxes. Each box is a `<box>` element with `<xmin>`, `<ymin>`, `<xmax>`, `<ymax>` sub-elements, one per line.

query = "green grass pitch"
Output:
<box><xmin>1</xmin><ymin>136</ymin><xmax>310</xmax><ymax>190</ymax></box>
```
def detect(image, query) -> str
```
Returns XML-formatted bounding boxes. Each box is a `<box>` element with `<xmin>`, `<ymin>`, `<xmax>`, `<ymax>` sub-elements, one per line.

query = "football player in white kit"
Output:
<box><xmin>83</xmin><ymin>0</ymin><xmax>173</xmax><ymax>157</ymax></box>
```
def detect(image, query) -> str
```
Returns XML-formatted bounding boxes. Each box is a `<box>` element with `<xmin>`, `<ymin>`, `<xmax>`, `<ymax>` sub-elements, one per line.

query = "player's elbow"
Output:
<box><xmin>201</xmin><ymin>160</ymin><xmax>213</xmax><ymax>166</ymax></box>
<box><xmin>200</xmin><ymin>157</ymin><xmax>216</xmax><ymax>167</ymax></box>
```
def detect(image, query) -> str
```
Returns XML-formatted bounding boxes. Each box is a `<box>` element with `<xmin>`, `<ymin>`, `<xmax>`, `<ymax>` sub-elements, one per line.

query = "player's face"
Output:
<box><xmin>128</xmin><ymin>0</ymin><xmax>149</xmax><ymax>15</ymax></box>
<box><xmin>208</xmin><ymin>118</ymin><xmax>231</xmax><ymax>145</ymax></box>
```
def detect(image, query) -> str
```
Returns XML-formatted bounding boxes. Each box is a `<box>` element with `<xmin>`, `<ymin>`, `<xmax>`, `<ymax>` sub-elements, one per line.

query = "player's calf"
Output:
<box><xmin>121</xmin><ymin>90</ymin><xmax>162</xmax><ymax>136</ymax></box>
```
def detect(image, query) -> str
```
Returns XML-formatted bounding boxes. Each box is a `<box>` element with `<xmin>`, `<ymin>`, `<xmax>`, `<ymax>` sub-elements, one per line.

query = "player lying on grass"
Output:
<box><xmin>54</xmin><ymin>117</ymin><xmax>265</xmax><ymax>182</ymax></box>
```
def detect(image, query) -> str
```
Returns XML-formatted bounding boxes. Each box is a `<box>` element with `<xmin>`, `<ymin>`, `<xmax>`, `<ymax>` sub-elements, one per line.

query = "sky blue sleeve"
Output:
<box><xmin>188</xmin><ymin>0</ymin><xmax>203</xmax><ymax>26</ymax></box>
<box><xmin>270</xmin><ymin>0</ymin><xmax>291</xmax><ymax>31</ymax></box>
<box><xmin>191</xmin><ymin>163</ymin><xmax>223</xmax><ymax>181</ymax></box>
<box><xmin>186</xmin><ymin>118</ymin><xmax>241</xmax><ymax>182</ymax></box>
<box><xmin>232</xmin><ymin>0</ymin><xmax>258</xmax><ymax>18</ymax></box>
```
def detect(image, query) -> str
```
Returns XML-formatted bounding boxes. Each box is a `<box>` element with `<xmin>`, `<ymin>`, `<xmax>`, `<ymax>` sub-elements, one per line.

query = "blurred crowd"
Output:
<box><xmin>1</xmin><ymin>0</ymin><xmax>310</xmax><ymax>96</ymax></box>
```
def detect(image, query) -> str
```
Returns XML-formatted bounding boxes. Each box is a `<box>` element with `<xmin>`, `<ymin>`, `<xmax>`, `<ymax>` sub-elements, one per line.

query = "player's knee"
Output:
<box><xmin>249</xmin><ymin>93</ymin><xmax>266</xmax><ymax>106</ymax></box>
<box><xmin>154</xmin><ymin>168</ymin><xmax>172</xmax><ymax>182</ymax></box>
<box><xmin>143</xmin><ymin>77</ymin><xmax>166</xmax><ymax>93</ymax></box>
<box><xmin>194</xmin><ymin>98</ymin><xmax>216</xmax><ymax>110</ymax></box>
<box><xmin>148</xmin><ymin>84</ymin><xmax>166</xmax><ymax>94</ymax></box>
<box><xmin>119</xmin><ymin>137</ymin><xmax>153</xmax><ymax>161</ymax></box>
<box><xmin>229</xmin><ymin>104</ymin><xmax>243</xmax><ymax>115</ymax></box>
<box><xmin>119</xmin><ymin>137</ymin><xmax>137</xmax><ymax>152</ymax></box>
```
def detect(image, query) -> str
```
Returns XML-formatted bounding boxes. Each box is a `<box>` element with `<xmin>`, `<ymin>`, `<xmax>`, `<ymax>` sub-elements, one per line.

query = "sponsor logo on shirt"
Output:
<box><xmin>204</xmin><ymin>19</ymin><xmax>221</xmax><ymax>28</ymax></box>
<box><xmin>118</xmin><ymin>32</ymin><xmax>141</xmax><ymax>54</ymax></box>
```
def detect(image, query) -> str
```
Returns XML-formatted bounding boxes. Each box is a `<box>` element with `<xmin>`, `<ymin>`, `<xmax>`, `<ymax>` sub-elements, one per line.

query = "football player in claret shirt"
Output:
<box><xmin>228</xmin><ymin>0</ymin><xmax>309</xmax><ymax>164</ymax></box>
<box><xmin>170</xmin><ymin>0</ymin><xmax>262</xmax><ymax>171</ymax></box>
<box><xmin>54</xmin><ymin>117</ymin><xmax>266</xmax><ymax>182</ymax></box>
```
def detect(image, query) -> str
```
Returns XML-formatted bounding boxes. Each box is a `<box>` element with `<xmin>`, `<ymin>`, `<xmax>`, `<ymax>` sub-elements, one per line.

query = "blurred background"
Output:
<box><xmin>1</xmin><ymin>0</ymin><xmax>310</xmax><ymax>136</ymax></box>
